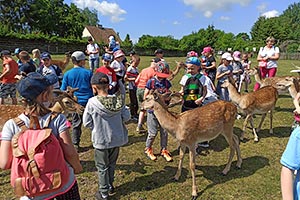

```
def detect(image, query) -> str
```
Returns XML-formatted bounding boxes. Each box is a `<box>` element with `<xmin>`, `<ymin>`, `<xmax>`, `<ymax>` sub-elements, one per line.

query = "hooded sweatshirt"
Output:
<box><xmin>83</xmin><ymin>93</ymin><xmax>130</xmax><ymax>149</ymax></box>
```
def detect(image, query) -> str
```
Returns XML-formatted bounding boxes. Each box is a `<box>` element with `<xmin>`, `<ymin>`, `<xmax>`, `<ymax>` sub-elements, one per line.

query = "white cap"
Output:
<box><xmin>221</xmin><ymin>52</ymin><xmax>233</xmax><ymax>61</ymax></box>
<box><xmin>71</xmin><ymin>51</ymin><xmax>86</xmax><ymax>61</ymax></box>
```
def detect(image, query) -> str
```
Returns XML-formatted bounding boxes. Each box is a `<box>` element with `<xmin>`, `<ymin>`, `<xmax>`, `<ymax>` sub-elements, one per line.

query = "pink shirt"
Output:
<box><xmin>135</xmin><ymin>67</ymin><xmax>156</xmax><ymax>89</ymax></box>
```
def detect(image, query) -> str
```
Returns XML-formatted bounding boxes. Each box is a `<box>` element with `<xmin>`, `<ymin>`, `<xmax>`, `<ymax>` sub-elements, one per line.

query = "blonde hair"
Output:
<box><xmin>32</xmin><ymin>49</ymin><xmax>41</xmax><ymax>59</ymax></box>
<box><xmin>266</xmin><ymin>36</ymin><xmax>276</xmax><ymax>43</ymax></box>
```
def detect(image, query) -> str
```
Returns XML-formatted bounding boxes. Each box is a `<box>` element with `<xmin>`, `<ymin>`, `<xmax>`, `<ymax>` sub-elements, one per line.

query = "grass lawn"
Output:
<box><xmin>1</xmin><ymin>55</ymin><xmax>300</xmax><ymax>199</ymax></box>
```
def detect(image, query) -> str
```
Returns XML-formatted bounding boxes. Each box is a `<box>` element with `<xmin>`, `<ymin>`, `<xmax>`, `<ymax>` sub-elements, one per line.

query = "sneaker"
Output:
<box><xmin>108</xmin><ymin>184</ymin><xmax>115</xmax><ymax>196</ymax></box>
<box><xmin>198</xmin><ymin>141</ymin><xmax>209</xmax><ymax>148</ymax></box>
<box><xmin>145</xmin><ymin>147</ymin><xmax>157</xmax><ymax>161</ymax></box>
<box><xmin>161</xmin><ymin>149</ymin><xmax>173</xmax><ymax>162</ymax></box>
<box><xmin>95</xmin><ymin>191</ymin><xmax>108</xmax><ymax>200</ymax></box>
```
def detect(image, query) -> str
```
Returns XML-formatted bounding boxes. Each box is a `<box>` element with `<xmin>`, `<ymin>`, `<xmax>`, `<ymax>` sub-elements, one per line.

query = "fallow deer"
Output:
<box><xmin>221</xmin><ymin>79</ymin><xmax>278</xmax><ymax>142</ymax></box>
<box><xmin>0</xmin><ymin>87</ymin><xmax>84</xmax><ymax>130</ymax></box>
<box><xmin>141</xmin><ymin>91</ymin><xmax>242</xmax><ymax>199</ymax></box>
<box><xmin>51</xmin><ymin>51</ymin><xmax>72</xmax><ymax>71</ymax></box>
<box><xmin>276</xmin><ymin>77</ymin><xmax>300</xmax><ymax>98</ymax></box>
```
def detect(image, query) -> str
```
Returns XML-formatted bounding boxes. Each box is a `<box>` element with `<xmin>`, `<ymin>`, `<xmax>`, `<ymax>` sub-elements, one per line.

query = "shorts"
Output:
<box><xmin>0</xmin><ymin>83</ymin><xmax>17</xmax><ymax>98</ymax></box>
<box><xmin>137</xmin><ymin>88</ymin><xmax>145</xmax><ymax>105</ymax></box>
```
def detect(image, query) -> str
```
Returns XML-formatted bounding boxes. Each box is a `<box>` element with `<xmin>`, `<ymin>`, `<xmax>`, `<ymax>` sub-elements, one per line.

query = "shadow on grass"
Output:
<box><xmin>124</xmin><ymin>134</ymin><xmax>147</xmax><ymax>147</ymax></box>
<box><xmin>275</xmin><ymin>106</ymin><xmax>294</xmax><ymax>113</ymax></box>
<box><xmin>116</xmin><ymin>158</ymin><xmax>152</xmax><ymax>175</ymax></box>
<box><xmin>111</xmin><ymin>165</ymin><xmax>188</xmax><ymax>199</ymax></box>
<box><xmin>196</xmin><ymin>155</ymin><xmax>269</xmax><ymax>198</ymax></box>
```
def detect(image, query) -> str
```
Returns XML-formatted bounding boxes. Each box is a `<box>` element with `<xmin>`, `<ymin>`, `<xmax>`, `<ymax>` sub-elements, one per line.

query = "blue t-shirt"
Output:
<box><xmin>60</xmin><ymin>66</ymin><xmax>93</xmax><ymax>106</ymax></box>
<box><xmin>280</xmin><ymin>126</ymin><xmax>300</xmax><ymax>200</ymax></box>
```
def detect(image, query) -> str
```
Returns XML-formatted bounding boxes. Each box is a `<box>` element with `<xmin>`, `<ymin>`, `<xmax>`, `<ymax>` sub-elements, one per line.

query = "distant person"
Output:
<box><xmin>280</xmin><ymin>91</ymin><xmax>300</xmax><ymax>200</ymax></box>
<box><xmin>32</xmin><ymin>48</ymin><xmax>42</xmax><ymax>68</ymax></box>
<box><xmin>241</xmin><ymin>53</ymin><xmax>252</xmax><ymax>92</ymax></box>
<box><xmin>231</xmin><ymin>51</ymin><xmax>244</xmax><ymax>91</ymax></box>
<box><xmin>83</xmin><ymin>72</ymin><xmax>130</xmax><ymax>200</ymax></box>
<box><xmin>39</xmin><ymin>52</ymin><xmax>61</xmax><ymax>89</ymax></box>
<box><xmin>108</xmin><ymin>35</ymin><xmax>116</xmax><ymax>51</ymax></box>
<box><xmin>18</xmin><ymin>51</ymin><xmax>36</xmax><ymax>75</ymax></box>
<box><xmin>111</xmin><ymin>50</ymin><xmax>126</xmax><ymax>84</ymax></box>
<box><xmin>0</xmin><ymin>50</ymin><xmax>19</xmax><ymax>105</ymax></box>
<box><xmin>254</xmin><ymin>36</ymin><xmax>280</xmax><ymax>91</ymax></box>
<box><xmin>13</xmin><ymin>48</ymin><xmax>22</xmax><ymax>68</ymax></box>
<box><xmin>201</xmin><ymin>46</ymin><xmax>217</xmax><ymax>85</ymax></box>
<box><xmin>216</xmin><ymin>52</ymin><xmax>233</xmax><ymax>101</ymax></box>
<box><xmin>86</xmin><ymin>36</ymin><xmax>100</xmax><ymax>72</ymax></box>
<box><xmin>154</xmin><ymin>49</ymin><xmax>164</xmax><ymax>61</ymax></box>
<box><xmin>60</xmin><ymin>51</ymin><xmax>93</xmax><ymax>151</ymax></box>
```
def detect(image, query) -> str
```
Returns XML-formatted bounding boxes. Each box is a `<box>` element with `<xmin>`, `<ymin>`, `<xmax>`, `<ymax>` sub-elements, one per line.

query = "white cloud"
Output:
<box><xmin>72</xmin><ymin>0</ymin><xmax>126</xmax><ymax>23</ymax></box>
<box><xmin>182</xmin><ymin>0</ymin><xmax>252</xmax><ymax>18</ymax></box>
<box><xmin>220</xmin><ymin>16</ymin><xmax>230</xmax><ymax>21</ymax></box>
<box><xmin>173</xmin><ymin>21</ymin><xmax>181</xmax><ymax>25</ymax></box>
<box><xmin>261</xmin><ymin>10</ymin><xmax>279</xmax><ymax>18</ymax></box>
<box><xmin>257</xmin><ymin>3</ymin><xmax>267</xmax><ymax>13</ymax></box>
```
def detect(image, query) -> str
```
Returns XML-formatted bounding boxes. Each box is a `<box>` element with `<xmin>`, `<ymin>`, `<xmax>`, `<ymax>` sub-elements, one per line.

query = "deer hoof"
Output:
<box><xmin>254</xmin><ymin>138</ymin><xmax>259</xmax><ymax>142</ymax></box>
<box><xmin>172</xmin><ymin>177</ymin><xmax>179</xmax><ymax>182</ymax></box>
<box><xmin>192</xmin><ymin>195</ymin><xmax>198</xmax><ymax>200</ymax></box>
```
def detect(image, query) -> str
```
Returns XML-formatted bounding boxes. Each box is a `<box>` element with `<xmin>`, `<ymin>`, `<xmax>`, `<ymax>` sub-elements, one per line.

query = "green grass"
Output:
<box><xmin>1</xmin><ymin>56</ymin><xmax>300</xmax><ymax>199</ymax></box>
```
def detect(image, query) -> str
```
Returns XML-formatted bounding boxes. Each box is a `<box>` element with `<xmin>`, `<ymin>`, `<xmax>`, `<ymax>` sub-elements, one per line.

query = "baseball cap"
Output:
<box><xmin>14</xmin><ymin>48</ymin><xmax>21</xmax><ymax>55</ymax></box>
<box><xmin>91</xmin><ymin>72</ymin><xmax>109</xmax><ymax>85</ymax></box>
<box><xmin>17</xmin><ymin>72</ymin><xmax>58</xmax><ymax>101</ymax></box>
<box><xmin>201</xmin><ymin>47</ymin><xmax>212</xmax><ymax>54</ymax></box>
<box><xmin>155</xmin><ymin>72</ymin><xmax>170</xmax><ymax>79</ymax></box>
<box><xmin>185</xmin><ymin>56</ymin><xmax>201</xmax><ymax>66</ymax></box>
<box><xmin>129</xmin><ymin>50</ymin><xmax>135</xmax><ymax>55</ymax></box>
<box><xmin>113</xmin><ymin>50</ymin><xmax>125</xmax><ymax>58</ymax></box>
<box><xmin>154</xmin><ymin>49</ymin><xmax>163</xmax><ymax>55</ymax></box>
<box><xmin>102</xmin><ymin>53</ymin><xmax>113</xmax><ymax>62</ymax></box>
<box><xmin>221</xmin><ymin>52</ymin><xmax>233</xmax><ymax>61</ymax></box>
<box><xmin>71</xmin><ymin>51</ymin><xmax>87</xmax><ymax>61</ymax></box>
<box><xmin>0</xmin><ymin>50</ymin><xmax>11</xmax><ymax>57</ymax></box>
<box><xmin>41</xmin><ymin>52</ymin><xmax>52</xmax><ymax>60</ymax></box>
<box><xmin>233</xmin><ymin>51</ymin><xmax>241</xmax><ymax>61</ymax></box>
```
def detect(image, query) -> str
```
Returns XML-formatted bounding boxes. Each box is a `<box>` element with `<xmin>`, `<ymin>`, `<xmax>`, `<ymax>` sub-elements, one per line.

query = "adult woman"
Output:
<box><xmin>0</xmin><ymin>72</ymin><xmax>82</xmax><ymax>199</ymax></box>
<box><xmin>254</xmin><ymin>36</ymin><xmax>280</xmax><ymax>91</ymax></box>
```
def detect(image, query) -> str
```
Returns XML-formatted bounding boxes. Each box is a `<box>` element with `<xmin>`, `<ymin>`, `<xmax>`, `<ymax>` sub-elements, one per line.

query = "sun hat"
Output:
<box><xmin>102</xmin><ymin>53</ymin><xmax>113</xmax><ymax>62</ymax></box>
<box><xmin>113</xmin><ymin>50</ymin><xmax>125</xmax><ymax>58</ymax></box>
<box><xmin>185</xmin><ymin>56</ymin><xmax>201</xmax><ymax>66</ymax></box>
<box><xmin>90</xmin><ymin>72</ymin><xmax>109</xmax><ymax>85</ymax></box>
<box><xmin>201</xmin><ymin>47</ymin><xmax>212</xmax><ymax>54</ymax></box>
<box><xmin>71</xmin><ymin>51</ymin><xmax>87</xmax><ymax>61</ymax></box>
<box><xmin>17</xmin><ymin>72</ymin><xmax>58</xmax><ymax>101</ymax></box>
<box><xmin>232</xmin><ymin>51</ymin><xmax>241</xmax><ymax>61</ymax></box>
<box><xmin>221</xmin><ymin>52</ymin><xmax>233</xmax><ymax>61</ymax></box>
<box><xmin>41</xmin><ymin>52</ymin><xmax>52</xmax><ymax>60</ymax></box>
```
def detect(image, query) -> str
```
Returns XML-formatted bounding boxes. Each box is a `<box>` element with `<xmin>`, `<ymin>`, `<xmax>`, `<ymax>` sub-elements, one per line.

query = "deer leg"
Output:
<box><xmin>241</xmin><ymin>114</ymin><xmax>251</xmax><ymax>141</ymax></box>
<box><xmin>174</xmin><ymin>144</ymin><xmax>186</xmax><ymax>181</ymax></box>
<box><xmin>189</xmin><ymin>146</ymin><xmax>198</xmax><ymax>198</ymax></box>
<box><xmin>221</xmin><ymin>126</ymin><xmax>236</xmax><ymax>175</ymax></box>
<box><xmin>233</xmin><ymin>134</ymin><xmax>242</xmax><ymax>169</ymax></box>
<box><xmin>249</xmin><ymin>116</ymin><xmax>259</xmax><ymax>142</ymax></box>
<box><xmin>269</xmin><ymin>110</ymin><xmax>273</xmax><ymax>134</ymax></box>
<box><xmin>256</xmin><ymin>113</ymin><xmax>267</xmax><ymax>133</ymax></box>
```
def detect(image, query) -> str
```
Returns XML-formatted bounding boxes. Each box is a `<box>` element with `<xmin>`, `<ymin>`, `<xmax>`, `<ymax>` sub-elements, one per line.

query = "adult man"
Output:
<box><xmin>60</xmin><ymin>51</ymin><xmax>93</xmax><ymax>150</ymax></box>
<box><xmin>86</xmin><ymin>36</ymin><xmax>100</xmax><ymax>72</ymax></box>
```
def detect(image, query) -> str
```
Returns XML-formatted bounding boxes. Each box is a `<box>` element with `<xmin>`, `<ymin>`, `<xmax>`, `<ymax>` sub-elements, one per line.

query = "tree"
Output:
<box><xmin>122</xmin><ymin>34</ymin><xmax>133</xmax><ymax>53</ymax></box>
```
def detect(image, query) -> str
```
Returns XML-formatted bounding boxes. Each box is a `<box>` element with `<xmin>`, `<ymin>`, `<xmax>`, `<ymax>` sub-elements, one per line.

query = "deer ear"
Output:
<box><xmin>153</xmin><ymin>92</ymin><xmax>159</xmax><ymax>100</ymax></box>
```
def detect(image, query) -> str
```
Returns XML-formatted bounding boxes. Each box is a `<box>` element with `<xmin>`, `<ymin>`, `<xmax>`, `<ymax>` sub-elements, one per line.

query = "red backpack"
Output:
<box><xmin>10</xmin><ymin>114</ymin><xmax>70</xmax><ymax>198</ymax></box>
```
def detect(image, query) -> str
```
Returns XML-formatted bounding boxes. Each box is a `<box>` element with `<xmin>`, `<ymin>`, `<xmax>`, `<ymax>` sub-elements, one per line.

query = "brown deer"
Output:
<box><xmin>221</xmin><ymin>79</ymin><xmax>278</xmax><ymax>142</ymax></box>
<box><xmin>51</xmin><ymin>51</ymin><xmax>72</xmax><ymax>71</ymax></box>
<box><xmin>276</xmin><ymin>77</ymin><xmax>300</xmax><ymax>98</ymax></box>
<box><xmin>0</xmin><ymin>87</ymin><xmax>84</xmax><ymax>130</ymax></box>
<box><xmin>141</xmin><ymin>91</ymin><xmax>242</xmax><ymax>199</ymax></box>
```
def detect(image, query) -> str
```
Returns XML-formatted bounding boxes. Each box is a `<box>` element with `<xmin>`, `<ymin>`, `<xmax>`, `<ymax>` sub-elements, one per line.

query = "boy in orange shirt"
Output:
<box><xmin>0</xmin><ymin>50</ymin><xmax>19</xmax><ymax>105</ymax></box>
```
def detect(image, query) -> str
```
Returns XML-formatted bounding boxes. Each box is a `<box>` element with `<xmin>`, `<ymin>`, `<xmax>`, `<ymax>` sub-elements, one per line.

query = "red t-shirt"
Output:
<box><xmin>2</xmin><ymin>58</ymin><xmax>18</xmax><ymax>83</ymax></box>
<box><xmin>135</xmin><ymin>67</ymin><xmax>156</xmax><ymax>89</ymax></box>
<box><xmin>95</xmin><ymin>66</ymin><xmax>117</xmax><ymax>84</ymax></box>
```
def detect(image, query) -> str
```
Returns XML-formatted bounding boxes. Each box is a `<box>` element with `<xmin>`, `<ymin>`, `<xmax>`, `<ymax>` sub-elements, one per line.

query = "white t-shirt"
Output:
<box><xmin>259</xmin><ymin>46</ymin><xmax>280</xmax><ymax>69</ymax></box>
<box><xmin>87</xmin><ymin>43</ymin><xmax>100</xmax><ymax>59</ymax></box>
<box><xmin>111</xmin><ymin>60</ymin><xmax>126</xmax><ymax>77</ymax></box>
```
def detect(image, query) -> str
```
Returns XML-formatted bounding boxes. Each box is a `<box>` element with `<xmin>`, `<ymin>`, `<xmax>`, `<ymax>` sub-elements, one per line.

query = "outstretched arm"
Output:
<box><xmin>280</xmin><ymin>166</ymin><xmax>294</xmax><ymax>200</ymax></box>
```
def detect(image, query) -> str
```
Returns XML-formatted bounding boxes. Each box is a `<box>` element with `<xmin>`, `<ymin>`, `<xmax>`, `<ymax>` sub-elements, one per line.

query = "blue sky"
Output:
<box><xmin>65</xmin><ymin>0</ymin><xmax>298</xmax><ymax>42</ymax></box>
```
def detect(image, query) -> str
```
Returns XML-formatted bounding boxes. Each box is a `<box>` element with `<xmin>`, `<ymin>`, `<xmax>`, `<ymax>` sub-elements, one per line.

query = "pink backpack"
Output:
<box><xmin>10</xmin><ymin>114</ymin><xmax>70</xmax><ymax>198</ymax></box>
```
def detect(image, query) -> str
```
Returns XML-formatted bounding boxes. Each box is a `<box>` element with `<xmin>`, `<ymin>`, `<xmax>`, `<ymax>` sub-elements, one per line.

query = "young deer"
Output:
<box><xmin>141</xmin><ymin>91</ymin><xmax>242</xmax><ymax>200</ymax></box>
<box><xmin>51</xmin><ymin>51</ymin><xmax>72</xmax><ymax>71</ymax></box>
<box><xmin>276</xmin><ymin>77</ymin><xmax>300</xmax><ymax>99</ymax></box>
<box><xmin>0</xmin><ymin>87</ymin><xmax>84</xmax><ymax>130</ymax></box>
<box><xmin>221</xmin><ymin>79</ymin><xmax>278</xmax><ymax>142</ymax></box>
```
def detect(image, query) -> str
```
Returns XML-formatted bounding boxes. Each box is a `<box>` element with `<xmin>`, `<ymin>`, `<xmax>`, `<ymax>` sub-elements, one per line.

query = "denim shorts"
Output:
<box><xmin>0</xmin><ymin>83</ymin><xmax>17</xmax><ymax>98</ymax></box>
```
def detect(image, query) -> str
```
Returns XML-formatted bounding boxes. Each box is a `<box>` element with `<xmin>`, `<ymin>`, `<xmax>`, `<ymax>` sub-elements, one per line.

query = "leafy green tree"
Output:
<box><xmin>122</xmin><ymin>34</ymin><xmax>133</xmax><ymax>53</ymax></box>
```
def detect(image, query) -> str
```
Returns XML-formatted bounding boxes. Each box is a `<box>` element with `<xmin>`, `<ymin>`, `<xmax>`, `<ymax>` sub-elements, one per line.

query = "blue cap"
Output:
<box><xmin>17</xmin><ymin>72</ymin><xmax>58</xmax><ymax>101</ymax></box>
<box><xmin>14</xmin><ymin>48</ymin><xmax>21</xmax><ymax>55</ymax></box>
<box><xmin>41</xmin><ymin>52</ymin><xmax>52</xmax><ymax>60</ymax></box>
<box><xmin>102</xmin><ymin>53</ymin><xmax>113</xmax><ymax>61</ymax></box>
<box><xmin>185</xmin><ymin>57</ymin><xmax>201</xmax><ymax>66</ymax></box>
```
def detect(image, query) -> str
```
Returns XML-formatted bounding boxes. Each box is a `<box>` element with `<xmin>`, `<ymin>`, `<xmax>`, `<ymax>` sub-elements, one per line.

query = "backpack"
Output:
<box><xmin>183</xmin><ymin>73</ymin><xmax>204</xmax><ymax>109</ymax></box>
<box><xmin>10</xmin><ymin>114</ymin><xmax>70</xmax><ymax>198</ymax></box>
<box><xmin>52</xmin><ymin>65</ymin><xmax>63</xmax><ymax>80</ymax></box>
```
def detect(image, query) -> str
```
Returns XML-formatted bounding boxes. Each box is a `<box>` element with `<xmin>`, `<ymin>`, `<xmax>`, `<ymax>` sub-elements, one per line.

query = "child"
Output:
<box><xmin>19</xmin><ymin>51</ymin><xmax>36</xmax><ymax>75</ymax></box>
<box><xmin>232</xmin><ymin>51</ymin><xmax>244</xmax><ymax>91</ymax></box>
<box><xmin>0</xmin><ymin>50</ymin><xmax>19</xmax><ymax>105</ymax></box>
<box><xmin>241</xmin><ymin>53</ymin><xmax>252</xmax><ymax>92</ymax></box>
<box><xmin>280</xmin><ymin>91</ymin><xmax>300</xmax><ymax>200</ymax></box>
<box><xmin>83</xmin><ymin>72</ymin><xmax>130</xmax><ymax>200</ymax></box>
<box><xmin>39</xmin><ymin>52</ymin><xmax>61</xmax><ymax>89</ymax></box>
<box><xmin>201</xmin><ymin>46</ymin><xmax>217</xmax><ymax>85</ymax></box>
<box><xmin>32</xmin><ymin>48</ymin><xmax>41</xmax><ymax>68</ymax></box>
<box><xmin>144</xmin><ymin>71</ymin><xmax>173</xmax><ymax>162</ymax></box>
<box><xmin>216</xmin><ymin>52</ymin><xmax>234</xmax><ymax>101</ymax></box>
<box><xmin>0</xmin><ymin>72</ymin><xmax>82</xmax><ymax>199</ymax></box>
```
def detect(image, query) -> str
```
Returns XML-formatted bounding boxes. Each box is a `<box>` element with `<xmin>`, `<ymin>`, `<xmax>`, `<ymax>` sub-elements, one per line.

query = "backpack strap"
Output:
<box><xmin>12</xmin><ymin>118</ymin><xmax>27</xmax><ymax>157</ymax></box>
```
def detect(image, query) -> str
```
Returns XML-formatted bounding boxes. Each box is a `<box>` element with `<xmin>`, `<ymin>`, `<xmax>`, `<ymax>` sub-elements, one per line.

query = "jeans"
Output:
<box><xmin>94</xmin><ymin>147</ymin><xmax>120</xmax><ymax>194</ymax></box>
<box><xmin>72</xmin><ymin>113</ymin><xmax>83</xmax><ymax>146</ymax></box>
<box><xmin>89</xmin><ymin>57</ymin><xmax>100</xmax><ymax>72</ymax></box>
<box><xmin>146</xmin><ymin>112</ymin><xmax>168</xmax><ymax>149</ymax></box>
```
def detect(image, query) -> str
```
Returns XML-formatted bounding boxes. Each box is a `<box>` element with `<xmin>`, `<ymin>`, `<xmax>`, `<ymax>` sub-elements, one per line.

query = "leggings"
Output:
<box><xmin>253</xmin><ymin>67</ymin><xmax>277</xmax><ymax>91</ymax></box>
